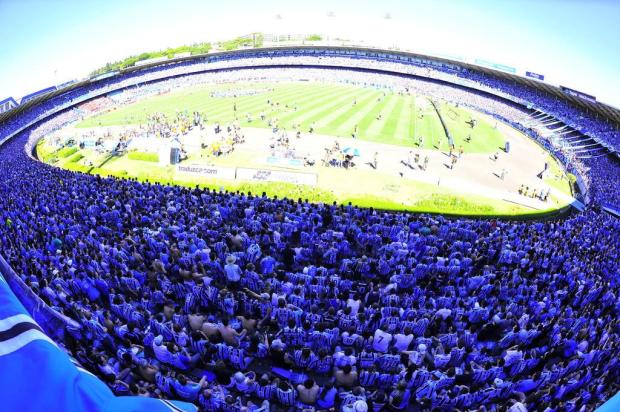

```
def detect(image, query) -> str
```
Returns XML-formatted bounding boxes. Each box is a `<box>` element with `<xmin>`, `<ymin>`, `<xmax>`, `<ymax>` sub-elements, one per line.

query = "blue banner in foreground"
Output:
<box><xmin>597</xmin><ymin>391</ymin><xmax>620</xmax><ymax>412</ymax></box>
<box><xmin>0</xmin><ymin>273</ymin><xmax>196</xmax><ymax>412</ymax></box>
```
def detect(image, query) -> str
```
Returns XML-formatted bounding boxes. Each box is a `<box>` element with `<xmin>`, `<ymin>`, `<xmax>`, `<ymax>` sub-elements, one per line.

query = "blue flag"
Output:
<box><xmin>0</xmin><ymin>273</ymin><xmax>196</xmax><ymax>412</ymax></box>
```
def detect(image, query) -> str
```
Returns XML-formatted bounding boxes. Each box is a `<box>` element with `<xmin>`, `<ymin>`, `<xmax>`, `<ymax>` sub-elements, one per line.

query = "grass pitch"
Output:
<box><xmin>77</xmin><ymin>82</ymin><xmax>505</xmax><ymax>154</ymax></box>
<box><xmin>39</xmin><ymin>81</ymin><xmax>574</xmax><ymax>217</ymax></box>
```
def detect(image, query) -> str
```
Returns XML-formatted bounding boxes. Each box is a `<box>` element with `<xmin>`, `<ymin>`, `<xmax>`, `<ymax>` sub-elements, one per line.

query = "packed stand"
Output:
<box><xmin>0</xmin><ymin>53</ymin><xmax>618</xmax><ymax>412</ymax></box>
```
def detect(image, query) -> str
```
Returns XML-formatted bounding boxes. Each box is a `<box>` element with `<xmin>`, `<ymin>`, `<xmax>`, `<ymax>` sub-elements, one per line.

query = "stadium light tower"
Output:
<box><xmin>382</xmin><ymin>12</ymin><xmax>399</xmax><ymax>50</ymax></box>
<box><xmin>273</xmin><ymin>13</ymin><xmax>283</xmax><ymax>43</ymax></box>
<box><xmin>325</xmin><ymin>11</ymin><xmax>336</xmax><ymax>44</ymax></box>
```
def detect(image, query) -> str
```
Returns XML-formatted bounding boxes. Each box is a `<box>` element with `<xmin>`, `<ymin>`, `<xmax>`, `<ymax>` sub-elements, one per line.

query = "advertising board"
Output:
<box><xmin>526</xmin><ymin>71</ymin><xmax>545</xmax><ymax>81</ymax></box>
<box><xmin>560</xmin><ymin>86</ymin><xmax>597</xmax><ymax>103</ymax></box>
<box><xmin>236</xmin><ymin>167</ymin><xmax>317</xmax><ymax>186</ymax></box>
<box><xmin>474</xmin><ymin>59</ymin><xmax>517</xmax><ymax>74</ymax></box>
<box><xmin>177</xmin><ymin>164</ymin><xmax>237</xmax><ymax>180</ymax></box>
<box><xmin>266</xmin><ymin>156</ymin><xmax>303</xmax><ymax>168</ymax></box>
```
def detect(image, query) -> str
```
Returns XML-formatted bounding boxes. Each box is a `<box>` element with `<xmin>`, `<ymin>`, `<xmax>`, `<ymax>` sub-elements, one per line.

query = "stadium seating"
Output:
<box><xmin>0</xmin><ymin>48</ymin><xmax>618</xmax><ymax>411</ymax></box>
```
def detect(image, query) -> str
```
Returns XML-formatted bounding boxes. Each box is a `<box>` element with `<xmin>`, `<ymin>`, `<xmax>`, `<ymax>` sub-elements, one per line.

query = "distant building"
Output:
<box><xmin>263</xmin><ymin>33</ymin><xmax>306</xmax><ymax>43</ymax></box>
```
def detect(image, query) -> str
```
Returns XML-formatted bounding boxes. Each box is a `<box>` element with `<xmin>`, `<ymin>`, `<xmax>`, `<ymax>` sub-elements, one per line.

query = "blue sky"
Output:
<box><xmin>0</xmin><ymin>0</ymin><xmax>619</xmax><ymax>107</ymax></box>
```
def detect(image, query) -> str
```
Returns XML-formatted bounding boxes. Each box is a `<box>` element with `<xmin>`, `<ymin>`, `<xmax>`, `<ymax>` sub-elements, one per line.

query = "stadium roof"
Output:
<box><xmin>0</xmin><ymin>80</ymin><xmax>88</xmax><ymax>124</ymax></box>
<box><xmin>0</xmin><ymin>97</ymin><xmax>18</xmax><ymax>107</ymax></box>
<box><xmin>20</xmin><ymin>86</ymin><xmax>57</xmax><ymax>105</ymax></box>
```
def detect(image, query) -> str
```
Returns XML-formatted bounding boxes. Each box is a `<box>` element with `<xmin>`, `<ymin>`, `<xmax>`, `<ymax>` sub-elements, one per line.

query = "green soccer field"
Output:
<box><xmin>77</xmin><ymin>82</ymin><xmax>505</xmax><ymax>154</ymax></box>
<box><xmin>39</xmin><ymin>81</ymin><xmax>574</xmax><ymax>217</ymax></box>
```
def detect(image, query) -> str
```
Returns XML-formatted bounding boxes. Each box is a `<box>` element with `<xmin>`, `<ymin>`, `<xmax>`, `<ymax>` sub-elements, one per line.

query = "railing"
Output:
<box><xmin>0</xmin><ymin>254</ymin><xmax>81</xmax><ymax>342</ymax></box>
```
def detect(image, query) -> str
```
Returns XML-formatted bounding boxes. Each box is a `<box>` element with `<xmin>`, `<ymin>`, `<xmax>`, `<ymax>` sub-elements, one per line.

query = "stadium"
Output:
<box><xmin>0</xmin><ymin>2</ymin><xmax>619</xmax><ymax>412</ymax></box>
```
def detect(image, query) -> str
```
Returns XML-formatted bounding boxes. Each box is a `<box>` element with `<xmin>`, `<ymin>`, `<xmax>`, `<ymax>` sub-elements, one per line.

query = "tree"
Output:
<box><xmin>305</xmin><ymin>34</ymin><xmax>322</xmax><ymax>41</ymax></box>
<box><xmin>89</xmin><ymin>35</ymin><xmax>257</xmax><ymax>76</ymax></box>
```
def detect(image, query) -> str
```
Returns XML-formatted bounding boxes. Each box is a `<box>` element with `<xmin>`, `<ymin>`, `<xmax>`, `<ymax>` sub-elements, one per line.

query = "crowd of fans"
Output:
<box><xmin>0</xmin><ymin>52</ymin><xmax>619</xmax><ymax>412</ymax></box>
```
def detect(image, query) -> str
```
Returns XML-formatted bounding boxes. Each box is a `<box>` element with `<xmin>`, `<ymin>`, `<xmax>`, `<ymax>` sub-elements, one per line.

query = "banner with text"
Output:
<box><xmin>474</xmin><ymin>59</ymin><xmax>517</xmax><ymax>74</ymax></box>
<box><xmin>236</xmin><ymin>167</ymin><xmax>318</xmax><ymax>186</ymax></box>
<box><xmin>526</xmin><ymin>71</ymin><xmax>545</xmax><ymax>81</ymax></box>
<box><xmin>266</xmin><ymin>156</ymin><xmax>303</xmax><ymax>169</ymax></box>
<box><xmin>560</xmin><ymin>86</ymin><xmax>597</xmax><ymax>103</ymax></box>
<box><xmin>177</xmin><ymin>164</ymin><xmax>237</xmax><ymax>180</ymax></box>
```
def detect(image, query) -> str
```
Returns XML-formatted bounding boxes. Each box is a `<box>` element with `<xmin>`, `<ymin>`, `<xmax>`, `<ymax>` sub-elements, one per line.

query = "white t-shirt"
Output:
<box><xmin>393</xmin><ymin>333</ymin><xmax>414</xmax><ymax>351</ymax></box>
<box><xmin>346</xmin><ymin>299</ymin><xmax>361</xmax><ymax>315</ymax></box>
<box><xmin>334</xmin><ymin>351</ymin><xmax>357</xmax><ymax>367</ymax></box>
<box><xmin>271</xmin><ymin>293</ymin><xmax>287</xmax><ymax>306</ymax></box>
<box><xmin>436</xmin><ymin>308</ymin><xmax>452</xmax><ymax>320</ymax></box>
<box><xmin>508</xmin><ymin>402</ymin><xmax>528</xmax><ymax>412</ymax></box>
<box><xmin>504</xmin><ymin>349</ymin><xmax>523</xmax><ymax>366</ymax></box>
<box><xmin>373</xmin><ymin>329</ymin><xmax>392</xmax><ymax>353</ymax></box>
